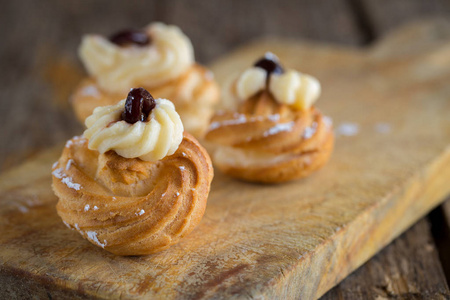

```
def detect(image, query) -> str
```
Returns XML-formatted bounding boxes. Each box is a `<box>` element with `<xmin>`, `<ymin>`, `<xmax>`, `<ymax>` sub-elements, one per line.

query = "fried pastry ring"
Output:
<box><xmin>205</xmin><ymin>91</ymin><xmax>334</xmax><ymax>183</ymax></box>
<box><xmin>52</xmin><ymin>133</ymin><xmax>213</xmax><ymax>255</ymax></box>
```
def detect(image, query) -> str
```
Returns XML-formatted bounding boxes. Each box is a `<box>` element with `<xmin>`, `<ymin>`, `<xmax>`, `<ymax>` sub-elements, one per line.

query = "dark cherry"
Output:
<box><xmin>253</xmin><ymin>53</ymin><xmax>284</xmax><ymax>76</ymax></box>
<box><xmin>109</xmin><ymin>29</ymin><xmax>150</xmax><ymax>46</ymax></box>
<box><xmin>121</xmin><ymin>88</ymin><xmax>156</xmax><ymax>124</ymax></box>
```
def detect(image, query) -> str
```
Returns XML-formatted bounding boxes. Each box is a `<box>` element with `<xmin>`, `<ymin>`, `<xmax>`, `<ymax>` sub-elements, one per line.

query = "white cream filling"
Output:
<box><xmin>225</xmin><ymin>58</ymin><xmax>321</xmax><ymax>111</ymax></box>
<box><xmin>79</xmin><ymin>23</ymin><xmax>194</xmax><ymax>93</ymax></box>
<box><xmin>83</xmin><ymin>98</ymin><xmax>183</xmax><ymax>161</ymax></box>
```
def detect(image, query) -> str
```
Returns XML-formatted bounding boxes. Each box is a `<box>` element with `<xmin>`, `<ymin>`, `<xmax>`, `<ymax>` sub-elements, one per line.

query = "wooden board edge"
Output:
<box><xmin>253</xmin><ymin>147</ymin><xmax>450</xmax><ymax>299</ymax></box>
<box><xmin>0</xmin><ymin>19</ymin><xmax>449</xmax><ymax>299</ymax></box>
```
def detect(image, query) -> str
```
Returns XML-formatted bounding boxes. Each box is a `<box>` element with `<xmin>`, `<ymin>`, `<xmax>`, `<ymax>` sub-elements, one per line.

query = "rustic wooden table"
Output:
<box><xmin>1</xmin><ymin>1</ymin><xmax>449</xmax><ymax>299</ymax></box>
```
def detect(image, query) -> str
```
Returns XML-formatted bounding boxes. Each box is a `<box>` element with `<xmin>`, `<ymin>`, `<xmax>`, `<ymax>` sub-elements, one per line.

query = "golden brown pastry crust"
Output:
<box><xmin>52</xmin><ymin>133</ymin><xmax>213</xmax><ymax>255</ymax></box>
<box><xmin>205</xmin><ymin>91</ymin><xmax>334</xmax><ymax>183</ymax></box>
<box><xmin>71</xmin><ymin>64</ymin><xmax>219</xmax><ymax>137</ymax></box>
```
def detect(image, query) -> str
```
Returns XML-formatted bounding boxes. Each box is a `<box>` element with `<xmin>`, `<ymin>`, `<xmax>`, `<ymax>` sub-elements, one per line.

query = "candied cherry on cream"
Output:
<box><xmin>109</xmin><ymin>29</ymin><xmax>150</xmax><ymax>46</ymax></box>
<box><xmin>121</xmin><ymin>88</ymin><xmax>156</xmax><ymax>124</ymax></box>
<box><xmin>253</xmin><ymin>53</ymin><xmax>284</xmax><ymax>77</ymax></box>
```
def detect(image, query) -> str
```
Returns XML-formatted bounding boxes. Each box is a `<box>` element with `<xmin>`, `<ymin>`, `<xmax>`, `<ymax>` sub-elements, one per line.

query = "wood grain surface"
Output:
<box><xmin>1</xmin><ymin>19</ymin><xmax>450</xmax><ymax>299</ymax></box>
<box><xmin>1</xmin><ymin>1</ymin><xmax>450</xmax><ymax>299</ymax></box>
<box><xmin>322</xmin><ymin>218</ymin><xmax>449</xmax><ymax>299</ymax></box>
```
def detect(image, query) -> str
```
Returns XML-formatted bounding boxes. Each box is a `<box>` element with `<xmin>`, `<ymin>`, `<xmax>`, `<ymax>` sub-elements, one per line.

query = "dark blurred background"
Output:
<box><xmin>1</xmin><ymin>0</ymin><xmax>450</xmax><ymax>171</ymax></box>
<box><xmin>2</xmin><ymin>1</ymin><xmax>450</xmax><ymax>65</ymax></box>
<box><xmin>0</xmin><ymin>1</ymin><xmax>450</xmax><ymax>299</ymax></box>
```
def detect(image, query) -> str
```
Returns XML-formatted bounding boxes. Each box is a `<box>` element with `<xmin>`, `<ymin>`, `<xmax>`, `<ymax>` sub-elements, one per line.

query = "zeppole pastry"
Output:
<box><xmin>52</xmin><ymin>88</ymin><xmax>213</xmax><ymax>255</ymax></box>
<box><xmin>205</xmin><ymin>53</ymin><xmax>334</xmax><ymax>183</ymax></box>
<box><xmin>71</xmin><ymin>22</ymin><xmax>219</xmax><ymax>137</ymax></box>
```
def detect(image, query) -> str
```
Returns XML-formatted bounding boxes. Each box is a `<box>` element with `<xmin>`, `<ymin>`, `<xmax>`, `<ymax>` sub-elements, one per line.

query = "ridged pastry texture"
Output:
<box><xmin>72</xmin><ymin>64</ymin><xmax>219</xmax><ymax>138</ymax></box>
<box><xmin>205</xmin><ymin>91</ymin><xmax>334</xmax><ymax>183</ymax></box>
<box><xmin>52</xmin><ymin>133</ymin><xmax>213</xmax><ymax>255</ymax></box>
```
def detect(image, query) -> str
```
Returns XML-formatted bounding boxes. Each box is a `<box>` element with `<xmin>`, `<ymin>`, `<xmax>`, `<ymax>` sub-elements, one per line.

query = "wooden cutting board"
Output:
<box><xmin>1</xmin><ymin>20</ymin><xmax>450</xmax><ymax>299</ymax></box>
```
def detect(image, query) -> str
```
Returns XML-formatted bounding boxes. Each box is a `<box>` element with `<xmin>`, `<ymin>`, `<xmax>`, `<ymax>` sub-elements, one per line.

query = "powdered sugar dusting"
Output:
<box><xmin>18</xmin><ymin>205</ymin><xmax>29</xmax><ymax>213</ymax></box>
<box><xmin>263</xmin><ymin>122</ymin><xmax>294</xmax><ymax>137</ymax></box>
<box><xmin>86</xmin><ymin>231</ymin><xmax>107</xmax><ymax>248</ymax></box>
<box><xmin>210</xmin><ymin>114</ymin><xmax>283</xmax><ymax>131</ymax></box>
<box><xmin>93</xmin><ymin>206</ymin><xmax>98</xmax><ymax>211</ymax></box>
<box><xmin>303</xmin><ymin>122</ymin><xmax>318</xmax><ymax>139</ymax></box>
<box><xmin>61</xmin><ymin>177</ymin><xmax>81</xmax><ymax>191</ymax></box>
<box><xmin>65</xmin><ymin>136</ymin><xmax>85</xmax><ymax>148</ymax></box>
<box><xmin>81</xmin><ymin>85</ymin><xmax>101</xmax><ymax>97</ymax></box>
<box><xmin>336</xmin><ymin>122</ymin><xmax>359</xmax><ymax>137</ymax></box>
<box><xmin>136</xmin><ymin>209</ymin><xmax>145</xmax><ymax>216</ymax></box>
<box><xmin>84</xmin><ymin>204</ymin><xmax>90</xmax><ymax>212</ymax></box>
<box><xmin>323</xmin><ymin>116</ymin><xmax>333</xmax><ymax>128</ymax></box>
<box><xmin>52</xmin><ymin>161</ymin><xmax>58</xmax><ymax>169</ymax></box>
<box><xmin>66</xmin><ymin>159</ymin><xmax>74</xmax><ymax>170</ymax></box>
<box><xmin>52</xmin><ymin>168</ymin><xmax>82</xmax><ymax>191</ymax></box>
<box><xmin>267</xmin><ymin>114</ymin><xmax>281</xmax><ymax>122</ymax></box>
<box><xmin>52</xmin><ymin>168</ymin><xmax>64</xmax><ymax>179</ymax></box>
<box><xmin>65</xmin><ymin>140</ymin><xmax>73</xmax><ymax>148</ymax></box>
<box><xmin>179</xmin><ymin>166</ymin><xmax>185</xmax><ymax>171</ymax></box>
<box><xmin>209</xmin><ymin>114</ymin><xmax>248</xmax><ymax>130</ymax></box>
<box><xmin>63</xmin><ymin>221</ymin><xmax>73</xmax><ymax>230</ymax></box>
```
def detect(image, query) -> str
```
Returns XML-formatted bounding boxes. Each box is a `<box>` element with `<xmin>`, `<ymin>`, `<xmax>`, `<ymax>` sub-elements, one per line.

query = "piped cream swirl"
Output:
<box><xmin>227</xmin><ymin>63</ymin><xmax>321</xmax><ymax>111</ymax></box>
<box><xmin>83</xmin><ymin>98</ymin><xmax>183</xmax><ymax>161</ymax></box>
<box><xmin>79</xmin><ymin>23</ymin><xmax>194</xmax><ymax>93</ymax></box>
<box><xmin>269</xmin><ymin>70</ymin><xmax>321</xmax><ymax>110</ymax></box>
